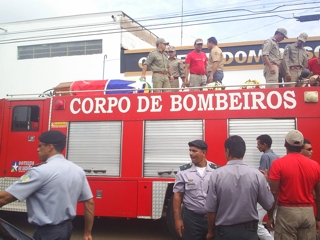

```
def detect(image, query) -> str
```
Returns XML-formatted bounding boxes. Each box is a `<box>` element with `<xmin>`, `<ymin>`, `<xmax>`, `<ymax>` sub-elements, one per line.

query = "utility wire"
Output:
<box><xmin>133</xmin><ymin>1</ymin><xmax>318</xmax><ymax>22</ymax></box>
<box><xmin>0</xmin><ymin>2</ymin><xmax>318</xmax><ymax>44</ymax></box>
<box><xmin>2</xmin><ymin>1</ymin><xmax>318</xmax><ymax>36</ymax></box>
<box><xmin>137</xmin><ymin>0</ymin><xmax>309</xmax><ymax>20</ymax></box>
<box><xmin>220</xmin><ymin>19</ymin><xmax>286</xmax><ymax>41</ymax></box>
<box><xmin>0</xmin><ymin>14</ymin><xmax>300</xmax><ymax>45</ymax></box>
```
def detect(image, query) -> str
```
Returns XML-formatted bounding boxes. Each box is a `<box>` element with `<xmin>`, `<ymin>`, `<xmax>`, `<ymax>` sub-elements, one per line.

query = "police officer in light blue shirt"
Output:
<box><xmin>0</xmin><ymin>130</ymin><xmax>94</xmax><ymax>240</ymax></box>
<box><xmin>205</xmin><ymin>135</ymin><xmax>274</xmax><ymax>240</ymax></box>
<box><xmin>173</xmin><ymin>140</ymin><xmax>218</xmax><ymax>240</ymax></box>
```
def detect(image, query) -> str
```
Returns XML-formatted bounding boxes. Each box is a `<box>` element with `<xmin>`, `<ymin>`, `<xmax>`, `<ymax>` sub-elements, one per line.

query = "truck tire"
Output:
<box><xmin>166</xmin><ymin>195</ymin><xmax>183</xmax><ymax>240</ymax></box>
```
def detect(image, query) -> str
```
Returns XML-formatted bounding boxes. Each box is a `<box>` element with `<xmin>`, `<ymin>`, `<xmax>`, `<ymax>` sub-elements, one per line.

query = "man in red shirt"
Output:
<box><xmin>184</xmin><ymin>39</ymin><xmax>207</xmax><ymax>91</ymax></box>
<box><xmin>267</xmin><ymin>130</ymin><xmax>320</xmax><ymax>239</ymax></box>
<box><xmin>307</xmin><ymin>49</ymin><xmax>320</xmax><ymax>75</ymax></box>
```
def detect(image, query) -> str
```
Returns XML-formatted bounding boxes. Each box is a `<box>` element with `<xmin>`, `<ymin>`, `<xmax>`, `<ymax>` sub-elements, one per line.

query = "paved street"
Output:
<box><xmin>0</xmin><ymin>211</ymin><xmax>175</xmax><ymax>240</ymax></box>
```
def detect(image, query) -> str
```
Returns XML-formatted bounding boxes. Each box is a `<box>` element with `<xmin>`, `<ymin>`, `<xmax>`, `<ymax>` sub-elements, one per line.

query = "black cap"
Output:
<box><xmin>188</xmin><ymin>140</ymin><xmax>208</xmax><ymax>150</ymax></box>
<box><xmin>38</xmin><ymin>130</ymin><xmax>66</xmax><ymax>144</ymax></box>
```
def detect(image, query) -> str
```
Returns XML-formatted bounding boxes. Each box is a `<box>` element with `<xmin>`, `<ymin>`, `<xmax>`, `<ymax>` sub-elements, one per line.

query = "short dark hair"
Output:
<box><xmin>303</xmin><ymin>138</ymin><xmax>311</xmax><ymax>145</ymax></box>
<box><xmin>52</xmin><ymin>141</ymin><xmax>66</xmax><ymax>153</ymax></box>
<box><xmin>225</xmin><ymin>135</ymin><xmax>246</xmax><ymax>158</ymax></box>
<box><xmin>285</xmin><ymin>141</ymin><xmax>302</xmax><ymax>152</ymax></box>
<box><xmin>207</xmin><ymin>37</ymin><xmax>218</xmax><ymax>45</ymax></box>
<box><xmin>256</xmin><ymin>134</ymin><xmax>272</xmax><ymax>148</ymax></box>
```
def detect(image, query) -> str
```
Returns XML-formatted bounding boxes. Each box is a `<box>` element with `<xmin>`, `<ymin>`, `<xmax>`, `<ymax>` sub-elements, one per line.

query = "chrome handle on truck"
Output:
<box><xmin>158</xmin><ymin>170</ymin><xmax>177</xmax><ymax>175</ymax></box>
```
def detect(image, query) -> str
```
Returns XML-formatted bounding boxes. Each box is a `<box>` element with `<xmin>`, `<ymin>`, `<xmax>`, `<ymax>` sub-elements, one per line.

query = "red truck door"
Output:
<box><xmin>0</xmin><ymin>99</ymin><xmax>5</xmax><ymax>175</ymax></box>
<box><xmin>1</xmin><ymin>99</ymin><xmax>50</xmax><ymax>177</ymax></box>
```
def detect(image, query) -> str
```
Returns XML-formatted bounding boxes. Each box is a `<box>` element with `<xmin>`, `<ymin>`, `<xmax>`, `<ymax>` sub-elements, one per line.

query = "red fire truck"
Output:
<box><xmin>0</xmin><ymin>82</ymin><xmax>319</xmax><ymax>238</ymax></box>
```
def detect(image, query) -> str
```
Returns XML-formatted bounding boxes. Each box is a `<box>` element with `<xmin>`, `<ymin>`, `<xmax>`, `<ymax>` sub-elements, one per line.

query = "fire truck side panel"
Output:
<box><xmin>80</xmin><ymin>180</ymin><xmax>138</xmax><ymax>217</ymax></box>
<box><xmin>204</xmin><ymin>119</ymin><xmax>228</xmax><ymax>166</ymax></box>
<box><xmin>121</xmin><ymin>121</ymin><xmax>143</xmax><ymax>178</ymax></box>
<box><xmin>297</xmin><ymin>118</ymin><xmax>320</xmax><ymax>165</ymax></box>
<box><xmin>137</xmin><ymin>181</ymin><xmax>152</xmax><ymax>217</ymax></box>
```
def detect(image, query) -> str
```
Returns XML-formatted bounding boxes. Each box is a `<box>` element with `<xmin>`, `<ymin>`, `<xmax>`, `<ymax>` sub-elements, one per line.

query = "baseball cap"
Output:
<box><xmin>39</xmin><ymin>130</ymin><xmax>66</xmax><ymax>144</ymax></box>
<box><xmin>168</xmin><ymin>46</ymin><xmax>175</xmax><ymax>52</ymax></box>
<box><xmin>188</xmin><ymin>140</ymin><xmax>208</xmax><ymax>150</ymax></box>
<box><xmin>285</xmin><ymin>130</ymin><xmax>303</xmax><ymax>147</ymax></box>
<box><xmin>276</xmin><ymin>28</ymin><xmax>288</xmax><ymax>38</ymax></box>
<box><xmin>156</xmin><ymin>38</ymin><xmax>169</xmax><ymax>45</ymax></box>
<box><xmin>298</xmin><ymin>32</ymin><xmax>308</xmax><ymax>42</ymax></box>
<box><xmin>194</xmin><ymin>39</ymin><xmax>203</xmax><ymax>45</ymax></box>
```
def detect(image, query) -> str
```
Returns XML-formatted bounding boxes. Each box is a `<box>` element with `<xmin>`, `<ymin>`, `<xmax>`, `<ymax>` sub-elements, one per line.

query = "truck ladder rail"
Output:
<box><xmin>5</xmin><ymin>81</ymin><xmax>315</xmax><ymax>97</ymax></box>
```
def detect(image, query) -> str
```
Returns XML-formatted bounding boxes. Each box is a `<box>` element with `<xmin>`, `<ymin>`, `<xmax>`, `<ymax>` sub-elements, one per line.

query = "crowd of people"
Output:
<box><xmin>140</xmin><ymin>29</ymin><xmax>320</xmax><ymax>91</ymax></box>
<box><xmin>173</xmin><ymin>131</ymin><xmax>320</xmax><ymax>240</ymax></box>
<box><xmin>0</xmin><ymin>127</ymin><xmax>317</xmax><ymax>240</ymax></box>
<box><xmin>141</xmin><ymin>37</ymin><xmax>224</xmax><ymax>92</ymax></box>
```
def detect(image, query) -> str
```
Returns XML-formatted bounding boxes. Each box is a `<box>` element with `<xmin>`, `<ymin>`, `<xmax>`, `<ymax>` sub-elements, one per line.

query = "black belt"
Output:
<box><xmin>185</xmin><ymin>207</ymin><xmax>207</xmax><ymax>217</ymax></box>
<box><xmin>37</xmin><ymin>219</ymin><xmax>71</xmax><ymax>228</ymax></box>
<box><xmin>217</xmin><ymin>220</ymin><xmax>258</xmax><ymax>231</ymax></box>
<box><xmin>190</xmin><ymin>73</ymin><xmax>205</xmax><ymax>75</ymax></box>
<box><xmin>153</xmin><ymin>71</ymin><xmax>168</xmax><ymax>75</ymax></box>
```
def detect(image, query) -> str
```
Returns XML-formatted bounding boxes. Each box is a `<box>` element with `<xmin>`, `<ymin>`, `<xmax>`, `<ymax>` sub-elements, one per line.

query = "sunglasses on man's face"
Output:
<box><xmin>306</xmin><ymin>148</ymin><xmax>312</xmax><ymax>151</ymax></box>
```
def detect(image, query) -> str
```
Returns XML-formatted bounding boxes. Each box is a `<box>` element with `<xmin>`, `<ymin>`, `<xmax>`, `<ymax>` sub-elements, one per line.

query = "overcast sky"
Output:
<box><xmin>0</xmin><ymin>0</ymin><xmax>319</xmax><ymax>46</ymax></box>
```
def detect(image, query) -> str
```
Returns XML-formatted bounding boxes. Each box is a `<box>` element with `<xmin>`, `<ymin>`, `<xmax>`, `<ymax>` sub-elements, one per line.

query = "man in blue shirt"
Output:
<box><xmin>0</xmin><ymin>130</ymin><xmax>94</xmax><ymax>240</ymax></box>
<box><xmin>256</xmin><ymin>134</ymin><xmax>279</xmax><ymax>240</ymax></box>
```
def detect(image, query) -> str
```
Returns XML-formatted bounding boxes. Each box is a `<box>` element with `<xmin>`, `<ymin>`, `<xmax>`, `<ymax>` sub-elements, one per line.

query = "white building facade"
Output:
<box><xmin>0</xmin><ymin>12</ymin><xmax>319</xmax><ymax>98</ymax></box>
<box><xmin>0</xmin><ymin>12</ymin><xmax>157</xmax><ymax>98</ymax></box>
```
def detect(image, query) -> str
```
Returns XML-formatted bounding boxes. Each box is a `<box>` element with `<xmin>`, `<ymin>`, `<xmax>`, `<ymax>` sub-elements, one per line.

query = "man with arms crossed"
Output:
<box><xmin>168</xmin><ymin>46</ymin><xmax>185</xmax><ymax>91</ymax></box>
<box><xmin>267</xmin><ymin>130</ymin><xmax>320</xmax><ymax>239</ymax></box>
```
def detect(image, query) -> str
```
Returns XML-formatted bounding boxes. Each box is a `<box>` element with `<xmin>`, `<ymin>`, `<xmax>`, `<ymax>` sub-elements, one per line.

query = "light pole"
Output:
<box><xmin>181</xmin><ymin>0</ymin><xmax>183</xmax><ymax>46</ymax></box>
<box><xmin>102</xmin><ymin>54</ymin><xmax>108</xmax><ymax>80</ymax></box>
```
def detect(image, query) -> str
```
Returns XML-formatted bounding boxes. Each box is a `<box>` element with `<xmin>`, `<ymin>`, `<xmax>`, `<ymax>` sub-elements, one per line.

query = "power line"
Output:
<box><xmin>2</xmin><ymin>1</ymin><xmax>318</xmax><ymax>37</ymax></box>
<box><xmin>0</xmin><ymin>2</ymin><xmax>318</xmax><ymax>44</ymax></box>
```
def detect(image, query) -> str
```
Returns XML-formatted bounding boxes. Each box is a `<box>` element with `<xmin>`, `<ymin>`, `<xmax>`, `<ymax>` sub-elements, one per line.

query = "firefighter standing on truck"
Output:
<box><xmin>262</xmin><ymin>28</ymin><xmax>288</xmax><ymax>88</ymax></box>
<box><xmin>167</xmin><ymin>46</ymin><xmax>185</xmax><ymax>91</ymax></box>
<box><xmin>173</xmin><ymin>140</ymin><xmax>218</xmax><ymax>240</ymax></box>
<box><xmin>141</xmin><ymin>38</ymin><xmax>174</xmax><ymax>92</ymax></box>
<box><xmin>280</xmin><ymin>33</ymin><xmax>308</xmax><ymax>87</ymax></box>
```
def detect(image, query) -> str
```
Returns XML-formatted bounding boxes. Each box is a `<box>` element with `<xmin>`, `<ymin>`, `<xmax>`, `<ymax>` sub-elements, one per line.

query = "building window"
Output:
<box><xmin>18</xmin><ymin>40</ymin><xmax>102</xmax><ymax>60</ymax></box>
<box><xmin>11</xmin><ymin>106</ymin><xmax>40</xmax><ymax>131</ymax></box>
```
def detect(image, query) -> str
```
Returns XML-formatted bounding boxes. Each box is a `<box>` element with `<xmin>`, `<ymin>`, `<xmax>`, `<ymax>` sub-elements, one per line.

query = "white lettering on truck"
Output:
<box><xmin>70</xmin><ymin>90</ymin><xmax>297</xmax><ymax>114</ymax></box>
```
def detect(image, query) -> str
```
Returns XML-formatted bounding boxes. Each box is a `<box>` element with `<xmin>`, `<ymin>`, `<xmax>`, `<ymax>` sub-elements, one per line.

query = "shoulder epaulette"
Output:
<box><xmin>179</xmin><ymin>163</ymin><xmax>192</xmax><ymax>171</ymax></box>
<box><xmin>209</xmin><ymin>163</ymin><xmax>219</xmax><ymax>169</ymax></box>
<box><xmin>32</xmin><ymin>162</ymin><xmax>47</xmax><ymax>168</ymax></box>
